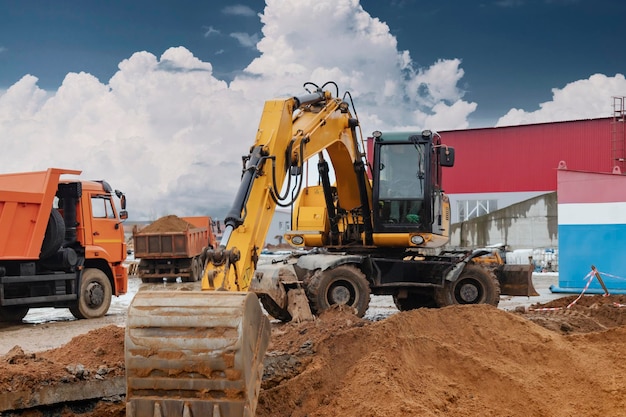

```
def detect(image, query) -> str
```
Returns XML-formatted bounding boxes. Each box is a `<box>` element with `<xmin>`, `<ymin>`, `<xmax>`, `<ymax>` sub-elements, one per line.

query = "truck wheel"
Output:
<box><xmin>306</xmin><ymin>265</ymin><xmax>370</xmax><ymax>317</ymax></box>
<box><xmin>40</xmin><ymin>209</ymin><xmax>65</xmax><ymax>259</ymax></box>
<box><xmin>434</xmin><ymin>264</ymin><xmax>500</xmax><ymax>307</ymax></box>
<box><xmin>0</xmin><ymin>306</ymin><xmax>30</xmax><ymax>322</ymax></box>
<box><xmin>69</xmin><ymin>268</ymin><xmax>112</xmax><ymax>319</ymax></box>
<box><xmin>189</xmin><ymin>257</ymin><xmax>202</xmax><ymax>282</ymax></box>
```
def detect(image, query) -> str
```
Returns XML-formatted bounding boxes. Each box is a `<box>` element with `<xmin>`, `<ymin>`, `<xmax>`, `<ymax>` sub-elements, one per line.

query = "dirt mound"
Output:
<box><xmin>519</xmin><ymin>294</ymin><xmax>626</xmax><ymax>334</ymax></box>
<box><xmin>257</xmin><ymin>302</ymin><xmax>626</xmax><ymax>417</ymax></box>
<box><xmin>4</xmin><ymin>297</ymin><xmax>626</xmax><ymax>416</ymax></box>
<box><xmin>0</xmin><ymin>325</ymin><xmax>124</xmax><ymax>394</ymax></box>
<box><xmin>139</xmin><ymin>215</ymin><xmax>194</xmax><ymax>233</ymax></box>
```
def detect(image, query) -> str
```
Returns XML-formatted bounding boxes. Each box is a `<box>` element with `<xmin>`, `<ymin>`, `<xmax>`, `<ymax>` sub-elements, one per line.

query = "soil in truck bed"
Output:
<box><xmin>137</xmin><ymin>215</ymin><xmax>196</xmax><ymax>233</ymax></box>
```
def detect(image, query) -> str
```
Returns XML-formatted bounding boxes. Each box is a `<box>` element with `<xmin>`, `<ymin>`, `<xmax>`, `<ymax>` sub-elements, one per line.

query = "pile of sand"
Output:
<box><xmin>138</xmin><ymin>215</ymin><xmax>195</xmax><ymax>233</ymax></box>
<box><xmin>3</xmin><ymin>296</ymin><xmax>626</xmax><ymax>417</ymax></box>
<box><xmin>257</xmin><ymin>302</ymin><xmax>626</xmax><ymax>417</ymax></box>
<box><xmin>0</xmin><ymin>325</ymin><xmax>125</xmax><ymax>394</ymax></box>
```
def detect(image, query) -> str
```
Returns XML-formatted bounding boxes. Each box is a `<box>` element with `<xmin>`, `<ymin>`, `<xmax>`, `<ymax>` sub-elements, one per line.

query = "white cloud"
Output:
<box><xmin>222</xmin><ymin>5</ymin><xmax>257</xmax><ymax>17</ymax></box>
<box><xmin>496</xmin><ymin>73</ymin><xmax>626</xmax><ymax>126</ymax></box>
<box><xmin>203</xmin><ymin>26</ymin><xmax>220</xmax><ymax>37</ymax></box>
<box><xmin>4</xmin><ymin>0</ymin><xmax>616</xmax><ymax>221</ymax></box>
<box><xmin>230</xmin><ymin>32</ymin><xmax>260</xmax><ymax>48</ymax></box>
<box><xmin>233</xmin><ymin>0</ymin><xmax>476</xmax><ymax>133</ymax></box>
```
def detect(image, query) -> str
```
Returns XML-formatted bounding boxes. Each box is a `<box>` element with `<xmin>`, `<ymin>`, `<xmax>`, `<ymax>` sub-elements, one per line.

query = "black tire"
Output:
<box><xmin>393</xmin><ymin>293</ymin><xmax>437</xmax><ymax>311</ymax></box>
<box><xmin>0</xmin><ymin>306</ymin><xmax>30</xmax><ymax>322</ymax></box>
<box><xmin>40</xmin><ymin>210</ymin><xmax>65</xmax><ymax>259</ymax></box>
<box><xmin>69</xmin><ymin>268</ymin><xmax>112</xmax><ymax>319</ymax></box>
<box><xmin>190</xmin><ymin>257</ymin><xmax>202</xmax><ymax>282</ymax></box>
<box><xmin>306</xmin><ymin>265</ymin><xmax>370</xmax><ymax>317</ymax></box>
<box><xmin>434</xmin><ymin>264</ymin><xmax>500</xmax><ymax>307</ymax></box>
<box><xmin>186</xmin><ymin>258</ymin><xmax>197</xmax><ymax>282</ymax></box>
<box><xmin>259</xmin><ymin>294</ymin><xmax>292</xmax><ymax>322</ymax></box>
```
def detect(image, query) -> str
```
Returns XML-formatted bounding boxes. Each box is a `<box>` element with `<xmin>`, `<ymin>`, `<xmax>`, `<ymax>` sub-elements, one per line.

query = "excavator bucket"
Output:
<box><xmin>125</xmin><ymin>289</ymin><xmax>271</xmax><ymax>417</ymax></box>
<box><xmin>495</xmin><ymin>264</ymin><xmax>539</xmax><ymax>297</ymax></box>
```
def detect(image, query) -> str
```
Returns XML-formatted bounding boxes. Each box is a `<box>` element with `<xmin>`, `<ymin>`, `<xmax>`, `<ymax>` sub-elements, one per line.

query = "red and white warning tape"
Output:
<box><xmin>529</xmin><ymin>270</ymin><xmax>594</xmax><ymax>312</ymax></box>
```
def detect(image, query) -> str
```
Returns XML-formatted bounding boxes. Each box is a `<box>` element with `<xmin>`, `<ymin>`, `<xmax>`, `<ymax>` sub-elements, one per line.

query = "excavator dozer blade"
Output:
<box><xmin>125</xmin><ymin>289</ymin><xmax>271</xmax><ymax>417</ymax></box>
<box><xmin>496</xmin><ymin>264</ymin><xmax>539</xmax><ymax>297</ymax></box>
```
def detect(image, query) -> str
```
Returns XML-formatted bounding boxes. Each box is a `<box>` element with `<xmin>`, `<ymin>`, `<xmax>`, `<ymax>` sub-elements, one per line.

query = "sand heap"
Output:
<box><xmin>3</xmin><ymin>296</ymin><xmax>626</xmax><ymax>417</ymax></box>
<box><xmin>257</xmin><ymin>301</ymin><xmax>626</xmax><ymax>417</ymax></box>
<box><xmin>0</xmin><ymin>325</ymin><xmax>125</xmax><ymax>395</ymax></box>
<box><xmin>138</xmin><ymin>215</ymin><xmax>195</xmax><ymax>233</ymax></box>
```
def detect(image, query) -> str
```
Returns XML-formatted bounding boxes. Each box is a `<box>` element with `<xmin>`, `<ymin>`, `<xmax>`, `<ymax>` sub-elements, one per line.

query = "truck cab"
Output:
<box><xmin>0</xmin><ymin>168</ymin><xmax>129</xmax><ymax>322</ymax></box>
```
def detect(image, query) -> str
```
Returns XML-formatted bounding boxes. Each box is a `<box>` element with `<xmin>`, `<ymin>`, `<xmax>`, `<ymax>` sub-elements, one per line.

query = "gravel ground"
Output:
<box><xmin>0</xmin><ymin>272</ymin><xmax>561</xmax><ymax>355</ymax></box>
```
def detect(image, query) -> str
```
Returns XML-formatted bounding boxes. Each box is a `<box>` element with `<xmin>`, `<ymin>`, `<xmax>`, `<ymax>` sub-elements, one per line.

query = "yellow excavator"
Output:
<box><xmin>125</xmin><ymin>82</ymin><xmax>535</xmax><ymax>417</ymax></box>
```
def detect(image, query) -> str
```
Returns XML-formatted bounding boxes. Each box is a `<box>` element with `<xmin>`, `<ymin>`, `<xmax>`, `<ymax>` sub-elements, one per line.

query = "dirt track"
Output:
<box><xmin>3</xmin><ymin>275</ymin><xmax>626</xmax><ymax>416</ymax></box>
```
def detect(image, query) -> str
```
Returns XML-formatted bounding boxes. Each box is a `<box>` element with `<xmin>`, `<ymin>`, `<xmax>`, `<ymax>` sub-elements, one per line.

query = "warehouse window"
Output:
<box><xmin>457</xmin><ymin>199</ymin><xmax>498</xmax><ymax>221</ymax></box>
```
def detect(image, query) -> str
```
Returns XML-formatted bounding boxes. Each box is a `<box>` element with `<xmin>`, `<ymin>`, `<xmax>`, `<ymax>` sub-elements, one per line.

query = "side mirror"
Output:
<box><xmin>119</xmin><ymin>210</ymin><xmax>129</xmax><ymax>220</ymax></box>
<box><xmin>439</xmin><ymin>146</ymin><xmax>455</xmax><ymax>167</ymax></box>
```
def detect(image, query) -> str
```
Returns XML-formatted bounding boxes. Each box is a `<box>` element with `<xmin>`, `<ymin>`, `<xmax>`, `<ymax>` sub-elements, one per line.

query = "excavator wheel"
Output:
<box><xmin>434</xmin><ymin>264</ymin><xmax>500</xmax><ymax>307</ymax></box>
<box><xmin>306</xmin><ymin>265</ymin><xmax>370</xmax><ymax>317</ymax></box>
<box><xmin>125</xmin><ymin>289</ymin><xmax>270</xmax><ymax>417</ymax></box>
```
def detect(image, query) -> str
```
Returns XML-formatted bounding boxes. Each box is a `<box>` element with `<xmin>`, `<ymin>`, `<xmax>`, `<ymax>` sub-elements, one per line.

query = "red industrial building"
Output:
<box><xmin>439</xmin><ymin>106</ymin><xmax>625</xmax><ymax>223</ymax></box>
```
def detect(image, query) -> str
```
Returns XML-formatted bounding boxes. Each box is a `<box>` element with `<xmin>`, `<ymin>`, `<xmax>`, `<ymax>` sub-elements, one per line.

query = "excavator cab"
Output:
<box><xmin>371</xmin><ymin>130</ymin><xmax>454</xmax><ymax>235</ymax></box>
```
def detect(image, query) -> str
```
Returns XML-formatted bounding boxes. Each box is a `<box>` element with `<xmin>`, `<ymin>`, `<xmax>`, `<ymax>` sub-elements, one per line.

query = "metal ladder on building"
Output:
<box><xmin>612</xmin><ymin>96</ymin><xmax>626</xmax><ymax>173</ymax></box>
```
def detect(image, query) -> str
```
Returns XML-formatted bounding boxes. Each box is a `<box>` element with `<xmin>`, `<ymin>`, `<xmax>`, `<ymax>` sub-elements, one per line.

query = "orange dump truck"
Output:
<box><xmin>0</xmin><ymin>168</ymin><xmax>129</xmax><ymax>322</ymax></box>
<box><xmin>133</xmin><ymin>215</ymin><xmax>218</xmax><ymax>282</ymax></box>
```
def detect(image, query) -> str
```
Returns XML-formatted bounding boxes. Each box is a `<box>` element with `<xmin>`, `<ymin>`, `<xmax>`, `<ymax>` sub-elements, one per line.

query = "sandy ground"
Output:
<box><xmin>0</xmin><ymin>278</ymin><xmax>138</xmax><ymax>356</ymax></box>
<box><xmin>0</xmin><ymin>273</ymin><xmax>560</xmax><ymax>355</ymax></box>
<box><xmin>5</xmin><ymin>271</ymin><xmax>626</xmax><ymax>417</ymax></box>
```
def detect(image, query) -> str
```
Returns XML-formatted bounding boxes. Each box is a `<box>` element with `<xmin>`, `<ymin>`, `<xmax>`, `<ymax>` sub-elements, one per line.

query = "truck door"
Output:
<box><xmin>88</xmin><ymin>193</ymin><xmax>125</xmax><ymax>261</ymax></box>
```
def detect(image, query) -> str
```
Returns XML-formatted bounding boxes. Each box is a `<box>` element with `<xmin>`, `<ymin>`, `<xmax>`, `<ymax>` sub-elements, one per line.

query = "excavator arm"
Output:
<box><xmin>125</xmin><ymin>84</ymin><xmax>368</xmax><ymax>417</ymax></box>
<box><xmin>202</xmin><ymin>88</ymin><xmax>367</xmax><ymax>293</ymax></box>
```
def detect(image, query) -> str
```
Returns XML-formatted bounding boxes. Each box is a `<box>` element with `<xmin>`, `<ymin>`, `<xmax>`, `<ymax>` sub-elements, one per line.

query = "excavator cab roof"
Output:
<box><xmin>372</xmin><ymin>130</ymin><xmax>434</xmax><ymax>142</ymax></box>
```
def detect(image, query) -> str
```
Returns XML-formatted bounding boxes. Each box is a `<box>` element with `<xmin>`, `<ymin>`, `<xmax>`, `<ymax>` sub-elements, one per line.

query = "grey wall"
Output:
<box><xmin>448</xmin><ymin>192</ymin><xmax>557</xmax><ymax>250</ymax></box>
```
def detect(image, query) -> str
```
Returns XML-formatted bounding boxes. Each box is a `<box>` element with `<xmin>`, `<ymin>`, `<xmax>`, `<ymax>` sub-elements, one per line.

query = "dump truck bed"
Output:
<box><xmin>0</xmin><ymin>168</ymin><xmax>81</xmax><ymax>260</ymax></box>
<box><xmin>133</xmin><ymin>216</ymin><xmax>210</xmax><ymax>259</ymax></box>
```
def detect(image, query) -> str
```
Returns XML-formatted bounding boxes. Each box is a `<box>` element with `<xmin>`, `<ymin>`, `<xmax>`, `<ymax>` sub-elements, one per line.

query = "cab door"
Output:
<box><xmin>86</xmin><ymin>191</ymin><xmax>126</xmax><ymax>262</ymax></box>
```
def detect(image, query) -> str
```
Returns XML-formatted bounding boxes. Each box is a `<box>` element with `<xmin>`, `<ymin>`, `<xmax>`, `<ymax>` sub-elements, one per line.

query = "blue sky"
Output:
<box><xmin>2</xmin><ymin>0</ymin><xmax>623</xmax><ymax>126</ymax></box>
<box><xmin>0</xmin><ymin>0</ymin><xmax>625</xmax><ymax>219</ymax></box>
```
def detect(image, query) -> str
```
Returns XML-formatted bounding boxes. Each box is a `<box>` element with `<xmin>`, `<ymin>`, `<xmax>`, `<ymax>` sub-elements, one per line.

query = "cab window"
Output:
<box><xmin>377</xmin><ymin>143</ymin><xmax>426</xmax><ymax>226</ymax></box>
<box><xmin>91</xmin><ymin>195</ymin><xmax>116</xmax><ymax>219</ymax></box>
